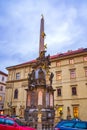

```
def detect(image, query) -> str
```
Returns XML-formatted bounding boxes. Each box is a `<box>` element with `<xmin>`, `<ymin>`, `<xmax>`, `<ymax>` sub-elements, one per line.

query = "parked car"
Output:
<box><xmin>54</xmin><ymin>120</ymin><xmax>87</xmax><ymax>130</ymax></box>
<box><xmin>10</xmin><ymin>115</ymin><xmax>19</xmax><ymax>119</ymax></box>
<box><xmin>0</xmin><ymin>117</ymin><xmax>36</xmax><ymax>130</ymax></box>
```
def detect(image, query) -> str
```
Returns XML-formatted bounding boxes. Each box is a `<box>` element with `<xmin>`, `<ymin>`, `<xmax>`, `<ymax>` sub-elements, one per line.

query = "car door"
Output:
<box><xmin>0</xmin><ymin>118</ymin><xmax>5</xmax><ymax>130</ymax></box>
<box><xmin>4</xmin><ymin>118</ymin><xmax>19</xmax><ymax>130</ymax></box>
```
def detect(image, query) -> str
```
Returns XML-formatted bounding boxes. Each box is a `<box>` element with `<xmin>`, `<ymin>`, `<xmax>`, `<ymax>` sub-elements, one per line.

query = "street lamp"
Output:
<box><xmin>7</xmin><ymin>101</ymin><xmax>12</xmax><ymax>115</ymax></box>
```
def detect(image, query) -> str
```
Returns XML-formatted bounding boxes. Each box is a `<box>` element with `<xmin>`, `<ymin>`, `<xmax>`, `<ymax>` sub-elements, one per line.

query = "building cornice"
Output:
<box><xmin>0</xmin><ymin>71</ymin><xmax>8</xmax><ymax>76</ymax></box>
<box><xmin>6</xmin><ymin>78</ymin><xmax>28</xmax><ymax>83</ymax></box>
<box><xmin>6</xmin><ymin>48</ymin><xmax>87</xmax><ymax>70</ymax></box>
<box><xmin>0</xmin><ymin>82</ymin><xmax>6</xmax><ymax>85</ymax></box>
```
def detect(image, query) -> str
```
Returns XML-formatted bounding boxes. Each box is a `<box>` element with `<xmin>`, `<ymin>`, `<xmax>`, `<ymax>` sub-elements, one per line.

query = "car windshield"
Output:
<box><xmin>15</xmin><ymin>119</ymin><xmax>26</xmax><ymax>126</ymax></box>
<box><xmin>61</xmin><ymin>122</ymin><xmax>75</xmax><ymax>127</ymax></box>
<box><xmin>75</xmin><ymin>122</ymin><xmax>87</xmax><ymax>129</ymax></box>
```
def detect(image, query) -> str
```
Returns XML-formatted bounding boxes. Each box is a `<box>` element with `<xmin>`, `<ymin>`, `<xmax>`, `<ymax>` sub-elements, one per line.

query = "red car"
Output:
<box><xmin>0</xmin><ymin>117</ymin><xmax>36</xmax><ymax>130</ymax></box>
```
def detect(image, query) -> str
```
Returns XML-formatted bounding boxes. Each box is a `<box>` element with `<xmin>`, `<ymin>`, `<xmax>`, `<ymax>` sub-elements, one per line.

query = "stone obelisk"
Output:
<box><xmin>39</xmin><ymin>15</ymin><xmax>46</xmax><ymax>56</ymax></box>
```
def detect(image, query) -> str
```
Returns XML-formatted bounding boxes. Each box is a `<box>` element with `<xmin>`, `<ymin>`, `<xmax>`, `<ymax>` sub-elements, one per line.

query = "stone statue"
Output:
<box><xmin>49</xmin><ymin>72</ymin><xmax>54</xmax><ymax>86</ymax></box>
<box><xmin>28</xmin><ymin>73</ymin><xmax>32</xmax><ymax>83</ymax></box>
<box><xmin>28</xmin><ymin>73</ymin><xmax>32</xmax><ymax>89</ymax></box>
<box><xmin>28</xmin><ymin>70</ymin><xmax>35</xmax><ymax>88</ymax></box>
<box><xmin>46</xmin><ymin>54</ymin><xmax>51</xmax><ymax>66</ymax></box>
<box><xmin>38</xmin><ymin>67</ymin><xmax>46</xmax><ymax>84</ymax></box>
<box><xmin>31</xmin><ymin>69</ymin><xmax>35</xmax><ymax>81</ymax></box>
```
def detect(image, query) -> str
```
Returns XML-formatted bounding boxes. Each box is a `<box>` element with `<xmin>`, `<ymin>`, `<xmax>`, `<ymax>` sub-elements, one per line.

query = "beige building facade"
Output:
<box><xmin>0</xmin><ymin>71</ymin><xmax>8</xmax><ymax>114</ymax></box>
<box><xmin>4</xmin><ymin>48</ymin><xmax>87</xmax><ymax>120</ymax></box>
<box><xmin>50</xmin><ymin>48</ymin><xmax>87</xmax><ymax>121</ymax></box>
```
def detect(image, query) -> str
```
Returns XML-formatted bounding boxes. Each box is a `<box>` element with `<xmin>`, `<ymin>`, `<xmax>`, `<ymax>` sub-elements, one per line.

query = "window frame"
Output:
<box><xmin>69</xmin><ymin>59</ymin><xmax>74</xmax><ymax>64</ymax></box>
<box><xmin>14</xmin><ymin>89</ymin><xmax>18</xmax><ymax>99</ymax></box>
<box><xmin>2</xmin><ymin>76</ymin><xmax>4</xmax><ymax>81</ymax></box>
<box><xmin>16</xmin><ymin>72</ymin><xmax>20</xmax><ymax>80</ymax></box>
<box><xmin>70</xmin><ymin>69</ymin><xmax>76</xmax><ymax>79</ymax></box>
<box><xmin>0</xmin><ymin>86</ymin><xmax>3</xmax><ymax>91</ymax></box>
<box><xmin>83</xmin><ymin>56</ymin><xmax>87</xmax><ymax>61</ymax></box>
<box><xmin>72</xmin><ymin>86</ymin><xmax>77</xmax><ymax>95</ymax></box>
<box><xmin>73</xmin><ymin>106</ymin><xmax>79</xmax><ymax>118</ymax></box>
<box><xmin>0</xmin><ymin>96</ymin><xmax>2</xmax><ymax>101</ymax></box>
<box><xmin>85</xmin><ymin>67</ymin><xmax>87</xmax><ymax>77</ymax></box>
<box><xmin>57</xmin><ymin>88</ymin><xmax>62</xmax><ymax>96</ymax></box>
<box><xmin>56</xmin><ymin>71</ymin><xmax>62</xmax><ymax>80</ymax></box>
<box><xmin>56</xmin><ymin>61</ymin><xmax>61</xmax><ymax>67</ymax></box>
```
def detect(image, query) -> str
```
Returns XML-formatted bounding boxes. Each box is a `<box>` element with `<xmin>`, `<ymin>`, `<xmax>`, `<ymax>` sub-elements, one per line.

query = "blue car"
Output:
<box><xmin>54</xmin><ymin>120</ymin><xmax>87</xmax><ymax>130</ymax></box>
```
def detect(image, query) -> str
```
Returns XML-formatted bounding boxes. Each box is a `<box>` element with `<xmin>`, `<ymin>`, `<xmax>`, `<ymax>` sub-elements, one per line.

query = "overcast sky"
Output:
<box><xmin>0</xmin><ymin>0</ymin><xmax>87</xmax><ymax>73</ymax></box>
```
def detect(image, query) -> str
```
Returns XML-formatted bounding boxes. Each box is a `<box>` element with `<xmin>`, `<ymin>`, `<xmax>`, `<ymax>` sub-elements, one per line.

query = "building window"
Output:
<box><xmin>50</xmin><ymin>94</ymin><xmax>53</xmax><ymax>106</ymax></box>
<box><xmin>0</xmin><ymin>86</ymin><xmax>3</xmax><ymax>91</ymax></box>
<box><xmin>56</xmin><ymin>71</ymin><xmax>62</xmax><ymax>80</ymax></box>
<box><xmin>38</xmin><ymin>91</ymin><xmax>42</xmax><ymax>105</ymax></box>
<box><xmin>83</xmin><ymin>56</ymin><xmax>87</xmax><ymax>61</ymax></box>
<box><xmin>55</xmin><ymin>105</ymin><xmax>63</xmax><ymax>117</ymax></box>
<box><xmin>46</xmin><ymin>93</ymin><xmax>50</xmax><ymax>107</ymax></box>
<box><xmin>14</xmin><ymin>89</ymin><xmax>18</xmax><ymax>99</ymax></box>
<box><xmin>0</xmin><ymin>96</ymin><xmax>2</xmax><ymax>101</ymax></box>
<box><xmin>2</xmin><ymin>76</ymin><xmax>4</xmax><ymax>81</ymax></box>
<box><xmin>57</xmin><ymin>88</ymin><xmax>61</xmax><ymax>96</ymax></box>
<box><xmin>73</xmin><ymin>106</ymin><xmax>79</xmax><ymax>118</ymax></box>
<box><xmin>56</xmin><ymin>61</ymin><xmax>61</xmax><ymax>67</ymax></box>
<box><xmin>16</xmin><ymin>73</ymin><xmax>20</xmax><ymax>80</ymax></box>
<box><xmin>85</xmin><ymin>68</ymin><xmax>87</xmax><ymax>77</ymax></box>
<box><xmin>72</xmin><ymin>87</ymin><xmax>77</xmax><ymax>95</ymax></box>
<box><xmin>69</xmin><ymin>59</ymin><xmax>74</xmax><ymax>64</ymax></box>
<box><xmin>27</xmin><ymin>95</ymin><xmax>30</xmax><ymax>106</ymax></box>
<box><xmin>70</xmin><ymin>69</ymin><xmax>76</xmax><ymax>79</ymax></box>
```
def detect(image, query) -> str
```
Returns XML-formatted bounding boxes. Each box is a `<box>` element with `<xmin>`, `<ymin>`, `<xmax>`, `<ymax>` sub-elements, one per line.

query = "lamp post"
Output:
<box><xmin>67</xmin><ymin>106</ymin><xmax>71</xmax><ymax>120</ymax></box>
<box><xmin>7</xmin><ymin>83</ymin><xmax>14</xmax><ymax>116</ymax></box>
<box><xmin>19</xmin><ymin>104</ymin><xmax>24</xmax><ymax>118</ymax></box>
<box><xmin>7</xmin><ymin>101</ymin><xmax>12</xmax><ymax>115</ymax></box>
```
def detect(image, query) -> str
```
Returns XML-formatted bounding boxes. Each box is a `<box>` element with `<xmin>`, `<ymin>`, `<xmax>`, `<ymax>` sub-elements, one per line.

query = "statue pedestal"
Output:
<box><xmin>37</xmin><ymin>123</ymin><xmax>42</xmax><ymax>130</ymax></box>
<box><xmin>38</xmin><ymin>113</ymin><xmax>42</xmax><ymax>123</ymax></box>
<box><xmin>37</xmin><ymin>112</ymin><xmax>42</xmax><ymax>129</ymax></box>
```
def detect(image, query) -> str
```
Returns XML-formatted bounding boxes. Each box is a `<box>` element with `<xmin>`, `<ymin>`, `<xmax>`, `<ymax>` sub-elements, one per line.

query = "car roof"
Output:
<box><xmin>0</xmin><ymin>116</ymin><xmax>15</xmax><ymax>121</ymax></box>
<box><xmin>55</xmin><ymin>120</ymin><xmax>81</xmax><ymax>127</ymax></box>
<box><xmin>55</xmin><ymin>120</ymin><xmax>87</xmax><ymax>127</ymax></box>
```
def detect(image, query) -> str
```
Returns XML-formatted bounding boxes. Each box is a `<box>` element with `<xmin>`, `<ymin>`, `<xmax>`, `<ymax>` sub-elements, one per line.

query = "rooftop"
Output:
<box><xmin>6</xmin><ymin>48</ymin><xmax>87</xmax><ymax>70</ymax></box>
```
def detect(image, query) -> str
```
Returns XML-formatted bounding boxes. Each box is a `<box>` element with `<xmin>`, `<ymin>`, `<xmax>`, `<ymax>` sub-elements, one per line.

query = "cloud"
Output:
<box><xmin>0</xmin><ymin>0</ymin><xmax>87</xmax><ymax>73</ymax></box>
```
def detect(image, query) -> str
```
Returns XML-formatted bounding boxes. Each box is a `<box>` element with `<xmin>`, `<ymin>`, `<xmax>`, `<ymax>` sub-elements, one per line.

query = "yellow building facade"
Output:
<box><xmin>4</xmin><ymin>48</ymin><xmax>87</xmax><ymax>120</ymax></box>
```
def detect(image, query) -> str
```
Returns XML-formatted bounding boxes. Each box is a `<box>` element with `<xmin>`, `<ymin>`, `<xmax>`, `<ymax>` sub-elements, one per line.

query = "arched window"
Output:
<box><xmin>38</xmin><ymin>91</ymin><xmax>42</xmax><ymax>105</ymax></box>
<box><xmin>14</xmin><ymin>89</ymin><xmax>18</xmax><ymax>99</ymax></box>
